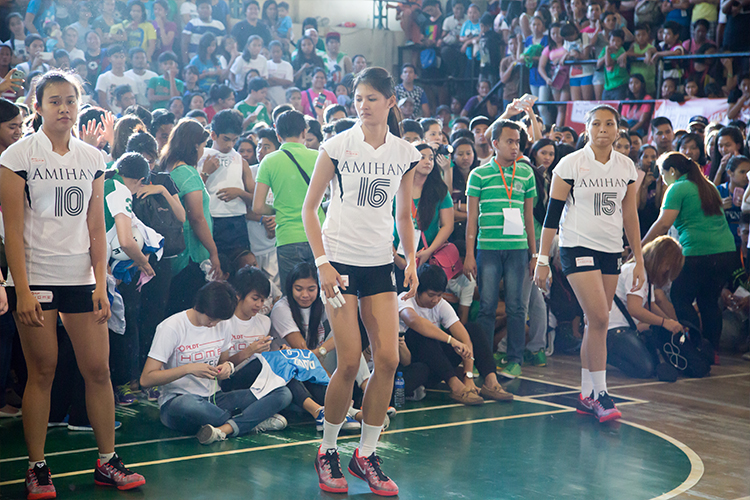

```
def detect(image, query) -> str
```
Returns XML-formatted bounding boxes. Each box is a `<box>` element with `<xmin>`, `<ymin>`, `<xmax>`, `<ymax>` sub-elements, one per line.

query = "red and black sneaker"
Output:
<box><xmin>314</xmin><ymin>447</ymin><xmax>348</xmax><ymax>494</ymax></box>
<box><xmin>348</xmin><ymin>448</ymin><xmax>398</xmax><ymax>497</ymax></box>
<box><xmin>94</xmin><ymin>454</ymin><xmax>145</xmax><ymax>490</ymax></box>
<box><xmin>576</xmin><ymin>392</ymin><xmax>595</xmax><ymax>417</ymax></box>
<box><xmin>25</xmin><ymin>462</ymin><xmax>56</xmax><ymax>500</ymax></box>
<box><xmin>592</xmin><ymin>392</ymin><xmax>622</xmax><ymax>423</ymax></box>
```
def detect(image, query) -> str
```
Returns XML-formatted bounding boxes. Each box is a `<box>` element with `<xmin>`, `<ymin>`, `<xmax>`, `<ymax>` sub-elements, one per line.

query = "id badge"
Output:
<box><xmin>502</xmin><ymin>207</ymin><xmax>524</xmax><ymax>235</ymax></box>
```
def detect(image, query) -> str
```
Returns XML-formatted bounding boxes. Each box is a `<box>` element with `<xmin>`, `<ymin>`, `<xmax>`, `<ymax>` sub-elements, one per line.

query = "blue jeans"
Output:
<box><xmin>159</xmin><ymin>386</ymin><xmax>292</xmax><ymax>436</ymax></box>
<box><xmin>476</xmin><ymin>249</ymin><xmax>529</xmax><ymax>364</ymax></box>
<box><xmin>277</xmin><ymin>241</ymin><xmax>315</xmax><ymax>291</ymax></box>
<box><xmin>522</xmin><ymin>268</ymin><xmax>548</xmax><ymax>353</ymax></box>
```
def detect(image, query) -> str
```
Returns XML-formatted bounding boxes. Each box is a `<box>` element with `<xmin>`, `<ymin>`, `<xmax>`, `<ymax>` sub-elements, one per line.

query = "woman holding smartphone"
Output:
<box><xmin>0</xmin><ymin>71</ymin><xmax>145</xmax><ymax>500</ymax></box>
<box><xmin>302</xmin><ymin>67</ymin><xmax>421</xmax><ymax>496</ymax></box>
<box><xmin>534</xmin><ymin>104</ymin><xmax>645</xmax><ymax>424</ymax></box>
<box><xmin>301</xmin><ymin>67</ymin><xmax>336</xmax><ymax>121</ymax></box>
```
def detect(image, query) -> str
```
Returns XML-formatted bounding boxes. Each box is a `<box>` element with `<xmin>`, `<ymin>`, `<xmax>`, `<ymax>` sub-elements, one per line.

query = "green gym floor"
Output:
<box><xmin>1</xmin><ymin>353</ymin><xmax>748</xmax><ymax>500</ymax></box>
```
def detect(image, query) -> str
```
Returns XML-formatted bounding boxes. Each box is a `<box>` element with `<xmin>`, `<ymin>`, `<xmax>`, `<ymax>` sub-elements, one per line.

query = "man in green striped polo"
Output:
<box><xmin>463</xmin><ymin>119</ymin><xmax>537</xmax><ymax>379</ymax></box>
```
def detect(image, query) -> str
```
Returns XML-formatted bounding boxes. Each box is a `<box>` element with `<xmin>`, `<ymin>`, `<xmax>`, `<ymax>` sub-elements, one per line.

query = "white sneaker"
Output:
<box><xmin>253</xmin><ymin>414</ymin><xmax>287</xmax><ymax>433</ymax></box>
<box><xmin>743</xmin><ymin>351</ymin><xmax>750</xmax><ymax>361</ymax></box>
<box><xmin>406</xmin><ymin>385</ymin><xmax>426</xmax><ymax>401</ymax></box>
<box><xmin>197</xmin><ymin>424</ymin><xmax>227</xmax><ymax>445</ymax></box>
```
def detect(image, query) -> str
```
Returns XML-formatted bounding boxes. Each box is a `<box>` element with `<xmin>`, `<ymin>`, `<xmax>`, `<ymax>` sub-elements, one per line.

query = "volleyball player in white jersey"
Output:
<box><xmin>0</xmin><ymin>72</ymin><xmax>145</xmax><ymax>500</ymax></box>
<box><xmin>302</xmin><ymin>67</ymin><xmax>421</xmax><ymax>496</ymax></box>
<box><xmin>534</xmin><ymin>105</ymin><xmax>646</xmax><ymax>423</ymax></box>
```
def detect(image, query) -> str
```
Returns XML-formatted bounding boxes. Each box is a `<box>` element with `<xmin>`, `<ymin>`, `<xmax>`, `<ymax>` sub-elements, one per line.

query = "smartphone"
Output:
<box><xmin>733</xmin><ymin>187</ymin><xmax>745</xmax><ymax>207</ymax></box>
<box><xmin>520</xmin><ymin>93</ymin><xmax>538</xmax><ymax>105</ymax></box>
<box><xmin>316</xmin><ymin>92</ymin><xmax>326</xmax><ymax>108</ymax></box>
<box><xmin>39</xmin><ymin>52</ymin><xmax>54</xmax><ymax>61</ymax></box>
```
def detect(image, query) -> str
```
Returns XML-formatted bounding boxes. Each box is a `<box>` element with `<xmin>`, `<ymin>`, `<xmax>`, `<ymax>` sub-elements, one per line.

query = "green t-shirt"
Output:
<box><xmin>599</xmin><ymin>46</ymin><xmax>628</xmax><ymax>91</ymax></box>
<box><xmin>393</xmin><ymin>193</ymin><xmax>454</xmax><ymax>252</ymax></box>
<box><xmin>255</xmin><ymin>142</ymin><xmax>324</xmax><ymax>246</ymax></box>
<box><xmin>630</xmin><ymin>42</ymin><xmax>657</xmax><ymax>95</ymax></box>
<box><xmin>147</xmin><ymin>76</ymin><xmax>185</xmax><ymax>110</ymax></box>
<box><xmin>170</xmin><ymin>164</ymin><xmax>213</xmax><ymax>273</ymax></box>
<box><xmin>235</xmin><ymin>100</ymin><xmax>272</xmax><ymax>131</ymax></box>
<box><xmin>466</xmin><ymin>158</ymin><xmax>536</xmax><ymax>250</ymax></box>
<box><xmin>661</xmin><ymin>175</ymin><xmax>736</xmax><ymax>256</ymax></box>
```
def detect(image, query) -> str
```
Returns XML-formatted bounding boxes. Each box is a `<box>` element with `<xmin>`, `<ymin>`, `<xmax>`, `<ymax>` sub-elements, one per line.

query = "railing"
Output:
<box><xmin>472</xmin><ymin>51</ymin><xmax>750</xmax><ymax>115</ymax></box>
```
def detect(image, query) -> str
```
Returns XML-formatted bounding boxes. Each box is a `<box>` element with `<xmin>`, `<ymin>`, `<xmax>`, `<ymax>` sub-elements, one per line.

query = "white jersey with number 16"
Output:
<box><xmin>320</xmin><ymin>122</ymin><xmax>421</xmax><ymax>267</ymax></box>
<box><xmin>554</xmin><ymin>144</ymin><xmax>638</xmax><ymax>254</ymax></box>
<box><xmin>0</xmin><ymin>130</ymin><xmax>106</xmax><ymax>286</ymax></box>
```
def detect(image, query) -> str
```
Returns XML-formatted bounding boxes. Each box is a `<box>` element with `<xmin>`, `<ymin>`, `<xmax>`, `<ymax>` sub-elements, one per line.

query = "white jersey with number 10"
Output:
<box><xmin>0</xmin><ymin>130</ymin><xmax>106</xmax><ymax>286</ymax></box>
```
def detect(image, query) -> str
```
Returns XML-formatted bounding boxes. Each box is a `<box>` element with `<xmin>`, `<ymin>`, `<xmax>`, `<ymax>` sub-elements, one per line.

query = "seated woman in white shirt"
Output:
<box><xmin>220</xmin><ymin>266</ymin><xmax>357</xmax><ymax>431</ymax></box>
<box><xmin>270</xmin><ymin>262</ymin><xmax>365</xmax><ymax>428</ymax></box>
<box><xmin>607</xmin><ymin>236</ymin><xmax>685</xmax><ymax>379</ymax></box>
<box><xmin>399</xmin><ymin>264</ymin><xmax>514</xmax><ymax>405</ymax></box>
<box><xmin>140</xmin><ymin>281</ymin><xmax>292</xmax><ymax>445</ymax></box>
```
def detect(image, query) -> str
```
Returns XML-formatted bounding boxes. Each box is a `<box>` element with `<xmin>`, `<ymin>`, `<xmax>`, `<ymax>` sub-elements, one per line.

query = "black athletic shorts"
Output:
<box><xmin>559</xmin><ymin>246</ymin><xmax>622</xmax><ymax>276</ymax></box>
<box><xmin>330</xmin><ymin>262</ymin><xmax>397</xmax><ymax>298</ymax></box>
<box><xmin>5</xmin><ymin>285</ymin><xmax>96</xmax><ymax>313</ymax></box>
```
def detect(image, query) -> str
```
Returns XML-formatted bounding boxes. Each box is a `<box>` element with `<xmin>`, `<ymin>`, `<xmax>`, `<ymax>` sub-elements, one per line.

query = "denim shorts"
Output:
<box><xmin>569</xmin><ymin>74</ymin><xmax>594</xmax><ymax>87</ymax></box>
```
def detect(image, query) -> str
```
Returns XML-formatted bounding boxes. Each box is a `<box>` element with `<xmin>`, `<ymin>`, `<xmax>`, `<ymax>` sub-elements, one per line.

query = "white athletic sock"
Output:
<box><xmin>29</xmin><ymin>460</ymin><xmax>46</xmax><ymax>470</ymax></box>
<box><xmin>581</xmin><ymin>369</ymin><xmax>593</xmax><ymax>398</ymax></box>
<box><xmin>99</xmin><ymin>451</ymin><xmax>116</xmax><ymax>463</ymax></box>
<box><xmin>591</xmin><ymin>370</ymin><xmax>607</xmax><ymax>399</ymax></box>
<box><xmin>320</xmin><ymin>419</ymin><xmax>344</xmax><ymax>453</ymax></box>
<box><xmin>358</xmin><ymin>422</ymin><xmax>382</xmax><ymax>457</ymax></box>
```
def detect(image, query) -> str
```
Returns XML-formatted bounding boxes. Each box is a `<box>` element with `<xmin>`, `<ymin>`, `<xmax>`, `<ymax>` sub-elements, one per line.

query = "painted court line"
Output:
<box><xmin>0</xmin><ymin>399</ymin><xmax>542</xmax><ymax>464</ymax></box>
<box><xmin>0</xmin><ymin>408</ymin><xmax>572</xmax><ymax>487</ymax></box>
<box><xmin>620</xmin><ymin>420</ymin><xmax>705</xmax><ymax>500</ymax></box>
<box><xmin>0</xmin><ymin>436</ymin><xmax>195</xmax><ymax>464</ymax></box>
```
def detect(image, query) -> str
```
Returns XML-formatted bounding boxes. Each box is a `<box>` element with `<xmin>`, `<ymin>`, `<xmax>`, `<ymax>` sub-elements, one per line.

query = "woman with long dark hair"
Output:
<box><xmin>0</xmin><ymin>72</ymin><xmax>145</xmax><ymax>498</ymax></box>
<box><xmin>302</xmin><ymin>67</ymin><xmax>420</xmax><ymax>495</ymax></box>
<box><xmin>535</xmin><ymin>105</ymin><xmax>644</xmax><ymax>423</ymax></box>
<box><xmin>203</xmin><ymin>83</ymin><xmax>236</xmax><ymax>123</ymax></box>
<box><xmin>450</xmin><ymin>136</ymin><xmax>478</xmax><ymax>241</ymax></box>
<box><xmin>709</xmin><ymin>126</ymin><xmax>746</xmax><ymax>185</ymax></box>
<box><xmin>642</xmin><ymin>152</ymin><xmax>737</xmax><ymax>360</ymax></box>
<box><xmin>292</xmin><ymin>36</ymin><xmax>326</xmax><ymax>90</ymax></box>
<box><xmin>190</xmin><ymin>32</ymin><xmax>224</xmax><ymax>92</ymax></box>
<box><xmin>159</xmin><ymin>119</ymin><xmax>222</xmax><ymax>315</ymax></box>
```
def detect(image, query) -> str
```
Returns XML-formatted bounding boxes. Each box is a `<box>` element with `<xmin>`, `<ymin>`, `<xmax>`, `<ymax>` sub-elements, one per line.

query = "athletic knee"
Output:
<box><xmin>334</xmin><ymin>358</ymin><xmax>362</xmax><ymax>380</ymax></box>
<box><xmin>27</xmin><ymin>363</ymin><xmax>57</xmax><ymax>388</ymax></box>
<box><xmin>586</xmin><ymin>312</ymin><xmax>610</xmax><ymax>332</ymax></box>
<box><xmin>79</xmin><ymin>362</ymin><xmax>111</xmax><ymax>385</ymax></box>
<box><xmin>373</xmin><ymin>351</ymin><xmax>399</xmax><ymax>377</ymax></box>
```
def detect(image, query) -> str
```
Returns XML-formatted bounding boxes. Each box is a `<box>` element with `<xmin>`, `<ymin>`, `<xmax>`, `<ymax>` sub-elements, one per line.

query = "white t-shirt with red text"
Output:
<box><xmin>148</xmin><ymin>310</ymin><xmax>232</xmax><ymax>407</ymax></box>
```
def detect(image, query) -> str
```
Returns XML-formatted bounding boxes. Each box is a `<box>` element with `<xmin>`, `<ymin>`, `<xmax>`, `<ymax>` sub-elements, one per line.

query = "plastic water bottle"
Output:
<box><xmin>394</xmin><ymin>372</ymin><xmax>405</xmax><ymax>409</ymax></box>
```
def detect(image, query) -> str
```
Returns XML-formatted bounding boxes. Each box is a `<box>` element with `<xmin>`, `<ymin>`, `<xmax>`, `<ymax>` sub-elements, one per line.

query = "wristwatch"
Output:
<box><xmin>318</xmin><ymin>346</ymin><xmax>327</xmax><ymax>357</ymax></box>
<box><xmin>465</xmin><ymin>371</ymin><xmax>475</xmax><ymax>379</ymax></box>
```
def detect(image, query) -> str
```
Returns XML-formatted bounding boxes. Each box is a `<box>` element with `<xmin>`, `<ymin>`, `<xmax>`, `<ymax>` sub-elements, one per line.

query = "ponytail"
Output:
<box><xmin>388</xmin><ymin>106</ymin><xmax>402</xmax><ymax>138</ymax></box>
<box><xmin>660</xmin><ymin>152</ymin><xmax>722</xmax><ymax>216</ymax></box>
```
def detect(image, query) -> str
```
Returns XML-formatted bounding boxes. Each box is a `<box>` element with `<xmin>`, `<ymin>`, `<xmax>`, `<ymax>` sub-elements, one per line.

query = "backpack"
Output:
<box><xmin>132</xmin><ymin>194</ymin><xmax>185</xmax><ymax>258</ymax></box>
<box><xmin>634</xmin><ymin>0</ymin><xmax>664</xmax><ymax>28</ymax></box>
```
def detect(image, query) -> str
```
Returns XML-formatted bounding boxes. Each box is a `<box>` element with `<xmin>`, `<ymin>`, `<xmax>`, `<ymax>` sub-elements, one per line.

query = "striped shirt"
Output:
<box><xmin>183</xmin><ymin>18</ymin><xmax>226</xmax><ymax>56</ymax></box>
<box><xmin>466</xmin><ymin>158</ymin><xmax>536</xmax><ymax>250</ymax></box>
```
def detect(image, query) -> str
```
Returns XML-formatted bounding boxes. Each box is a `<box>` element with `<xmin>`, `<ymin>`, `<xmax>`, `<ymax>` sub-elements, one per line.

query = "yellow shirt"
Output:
<box><xmin>692</xmin><ymin>2</ymin><xmax>718</xmax><ymax>22</ymax></box>
<box><xmin>110</xmin><ymin>21</ymin><xmax>156</xmax><ymax>52</ymax></box>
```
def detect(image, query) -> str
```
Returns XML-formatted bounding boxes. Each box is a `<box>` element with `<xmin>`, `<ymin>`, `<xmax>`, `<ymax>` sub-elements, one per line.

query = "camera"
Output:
<box><xmin>435</xmin><ymin>144</ymin><xmax>454</xmax><ymax>156</ymax></box>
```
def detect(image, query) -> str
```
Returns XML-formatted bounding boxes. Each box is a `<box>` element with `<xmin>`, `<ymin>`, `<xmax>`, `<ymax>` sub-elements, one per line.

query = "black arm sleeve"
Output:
<box><xmin>543</xmin><ymin>198</ymin><xmax>566</xmax><ymax>229</ymax></box>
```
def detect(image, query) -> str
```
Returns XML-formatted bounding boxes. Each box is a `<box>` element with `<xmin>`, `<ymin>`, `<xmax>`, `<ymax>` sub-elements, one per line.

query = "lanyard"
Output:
<box><xmin>494</xmin><ymin>158</ymin><xmax>517</xmax><ymax>207</ymax></box>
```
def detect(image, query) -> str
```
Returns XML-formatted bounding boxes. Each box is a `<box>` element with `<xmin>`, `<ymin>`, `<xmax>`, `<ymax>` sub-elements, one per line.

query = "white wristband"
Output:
<box><xmin>536</xmin><ymin>255</ymin><xmax>549</xmax><ymax>267</ymax></box>
<box><xmin>314</xmin><ymin>256</ymin><xmax>329</xmax><ymax>268</ymax></box>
